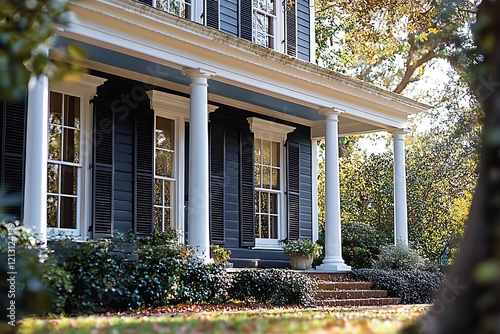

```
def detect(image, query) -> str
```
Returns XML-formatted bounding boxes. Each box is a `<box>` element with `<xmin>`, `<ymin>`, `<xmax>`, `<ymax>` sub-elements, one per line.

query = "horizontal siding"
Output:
<box><xmin>210</xmin><ymin>106</ymin><xmax>313</xmax><ymax>268</ymax></box>
<box><xmin>296</xmin><ymin>0</ymin><xmax>310</xmax><ymax>61</ymax></box>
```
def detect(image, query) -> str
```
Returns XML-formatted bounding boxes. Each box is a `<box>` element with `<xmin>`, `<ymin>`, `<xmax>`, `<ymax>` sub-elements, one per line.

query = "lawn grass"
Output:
<box><xmin>18</xmin><ymin>304</ymin><xmax>429</xmax><ymax>334</ymax></box>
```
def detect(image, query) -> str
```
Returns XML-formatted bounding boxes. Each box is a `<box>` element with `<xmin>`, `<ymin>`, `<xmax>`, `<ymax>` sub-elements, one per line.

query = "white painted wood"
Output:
<box><xmin>392</xmin><ymin>130</ymin><xmax>408</xmax><ymax>246</ymax></box>
<box><xmin>311</xmin><ymin>139</ymin><xmax>319</xmax><ymax>242</ymax></box>
<box><xmin>24</xmin><ymin>75</ymin><xmax>49</xmax><ymax>244</ymax></box>
<box><xmin>183</xmin><ymin>67</ymin><xmax>214</xmax><ymax>262</ymax></box>
<box><xmin>315</xmin><ymin>108</ymin><xmax>350</xmax><ymax>272</ymax></box>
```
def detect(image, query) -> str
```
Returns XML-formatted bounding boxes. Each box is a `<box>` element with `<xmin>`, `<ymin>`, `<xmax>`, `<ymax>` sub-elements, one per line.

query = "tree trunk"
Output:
<box><xmin>402</xmin><ymin>0</ymin><xmax>500</xmax><ymax>333</ymax></box>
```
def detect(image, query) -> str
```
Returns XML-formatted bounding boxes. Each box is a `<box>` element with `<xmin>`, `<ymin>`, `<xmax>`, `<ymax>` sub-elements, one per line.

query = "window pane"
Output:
<box><xmin>257</xmin><ymin>0</ymin><xmax>265</xmax><ymax>11</ymax></box>
<box><xmin>47</xmin><ymin>196</ymin><xmax>58</xmax><ymax>228</ymax></box>
<box><xmin>261</xmin><ymin>215</ymin><xmax>268</xmax><ymax>238</ymax></box>
<box><xmin>255</xmin><ymin>214</ymin><xmax>260</xmax><ymax>238</ymax></box>
<box><xmin>260</xmin><ymin>191</ymin><xmax>268</xmax><ymax>213</ymax></box>
<box><xmin>165</xmin><ymin>208</ymin><xmax>171</xmax><ymax>228</ymax></box>
<box><xmin>156</xmin><ymin>117</ymin><xmax>175</xmax><ymax>150</ymax></box>
<box><xmin>271</xmin><ymin>141</ymin><xmax>280</xmax><ymax>167</ymax></box>
<box><xmin>155</xmin><ymin>149</ymin><xmax>173</xmax><ymax>177</ymax></box>
<box><xmin>254</xmin><ymin>164</ymin><xmax>261</xmax><ymax>188</ymax></box>
<box><xmin>64</xmin><ymin>95</ymin><xmax>80</xmax><ymax>128</ymax></box>
<box><xmin>47</xmin><ymin>163</ymin><xmax>59</xmax><ymax>194</ymax></box>
<box><xmin>270</xmin><ymin>215</ymin><xmax>278</xmax><ymax>239</ymax></box>
<box><xmin>63</xmin><ymin>128</ymin><xmax>79</xmax><ymax>163</ymax></box>
<box><xmin>60</xmin><ymin>196</ymin><xmax>77</xmax><ymax>229</ymax></box>
<box><xmin>254</xmin><ymin>192</ymin><xmax>260</xmax><ymax>213</ymax></box>
<box><xmin>164</xmin><ymin>181</ymin><xmax>171</xmax><ymax>207</ymax></box>
<box><xmin>270</xmin><ymin>193</ymin><xmax>278</xmax><ymax>214</ymax></box>
<box><xmin>254</xmin><ymin>138</ymin><xmax>261</xmax><ymax>164</ymax></box>
<box><xmin>271</xmin><ymin>168</ymin><xmax>279</xmax><ymax>190</ymax></box>
<box><xmin>267</xmin><ymin>0</ymin><xmax>274</xmax><ymax>14</ymax></box>
<box><xmin>262</xmin><ymin>166</ymin><xmax>271</xmax><ymax>188</ymax></box>
<box><xmin>154</xmin><ymin>178</ymin><xmax>162</xmax><ymax>205</ymax></box>
<box><xmin>49</xmin><ymin>92</ymin><xmax>63</xmax><ymax>125</ymax></box>
<box><xmin>154</xmin><ymin>207</ymin><xmax>163</xmax><ymax>232</ymax></box>
<box><xmin>262</xmin><ymin>140</ymin><xmax>270</xmax><ymax>165</ymax></box>
<box><xmin>60</xmin><ymin>165</ymin><xmax>77</xmax><ymax>195</ymax></box>
<box><xmin>48</xmin><ymin>125</ymin><xmax>61</xmax><ymax>161</ymax></box>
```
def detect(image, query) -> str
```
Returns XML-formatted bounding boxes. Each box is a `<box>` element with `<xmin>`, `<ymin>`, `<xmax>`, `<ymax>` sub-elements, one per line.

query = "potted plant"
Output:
<box><xmin>280</xmin><ymin>238</ymin><xmax>323</xmax><ymax>270</ymax></box>
<box><xmin>210</xmin><ymin>244</ymin><xmax>233</xmax><ymax>268</ymax></box>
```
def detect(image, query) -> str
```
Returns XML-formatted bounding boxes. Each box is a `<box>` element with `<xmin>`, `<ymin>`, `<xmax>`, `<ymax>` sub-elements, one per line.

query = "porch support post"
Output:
<box><xmin>183</xmin><ymin>67</ymin><xmax>215</xmax><ymax>262</ymax></box>
<box><xmin>23</xmin><ymin>74</ymin><xmax>49</xmax><ymax>244</ymax></box>
<box><xmin>316</xmin><ymin>108</ymin><xmax>350</xmax><ymax>272</ymax></box>
<box><xmin>392</xmin><ymin>129</ymin><xmax>408</xmax><ymax>246</ymax></box>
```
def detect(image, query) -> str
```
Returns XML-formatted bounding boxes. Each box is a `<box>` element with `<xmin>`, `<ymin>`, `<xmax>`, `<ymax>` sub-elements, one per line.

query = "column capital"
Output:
<box><xmin>389</xmin><ymin>127</ymin><xmax>409</xmax><ymax>137</ymax></box>
<box><xmin>182</xmin><ymin>67</ymin><xmax>216</xmax><ymax>80</ymax></box>
<box><xmin>319</xmin><ymin>107</ymin><xmax>345</xmax><ymax>116</ymax></box>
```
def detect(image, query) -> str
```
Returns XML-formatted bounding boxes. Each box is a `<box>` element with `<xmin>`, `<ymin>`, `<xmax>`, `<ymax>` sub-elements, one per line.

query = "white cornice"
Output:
<box><xmin>247</xmin><ymin>117</ymin><xmax>296</xmax><ymax>142</ymax></box>
<box><xmin>50</xmin><ymin>73</ymin><xmax>107</xmax><ymax>99</ymax></box>
<box><xmin>148</xmin><ymin>90</ymin><xmax>218</xmax><ymax>119</ymax></box>
<box><xmin>61</xmin><ymin>0</ymin><xmax>430</xmax><ymax>129</ymax></box>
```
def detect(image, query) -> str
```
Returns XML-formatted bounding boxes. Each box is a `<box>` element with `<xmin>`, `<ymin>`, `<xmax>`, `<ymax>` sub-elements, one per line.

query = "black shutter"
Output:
<box><xmin>134</xmin><ymin>108</ymin><xmax>154</xmax><ymax>236</ymax></box>
<box><xmin>0</xmin><ymin>99</ymin><xmax>27</xmax><ymax>220</ymax></box>
<box><xmin>93</xmin><ymin>98</ymin><xmax>114</xmax><ymax>238</ymax></box>
<box><xmin>206</xmin><ymin>0</ymin><xmax>219</xmax><ymax>29</ymax></box>
<box><xmin>285</xmin><ymin>0</ymin><xmax>297</xmax><ymax>57</ymax></box>
<box><xmin>287</xmin><ymin>141</ymin><xmax>300</xmax><ymax>240</ymax></box>
<box><xmin>239</xmin><ymin>129</ymin><xmax>255</xmax><ymax>247</ymax></box>
<box><xmin>240</xmin><ymin>0</ymin><xmax>253</xmax><ymax>41</ymax></box>
<box><xmin>210</xmin><ymin>123</ymin><xmax>225</xmax><ymax>244</ymax></box>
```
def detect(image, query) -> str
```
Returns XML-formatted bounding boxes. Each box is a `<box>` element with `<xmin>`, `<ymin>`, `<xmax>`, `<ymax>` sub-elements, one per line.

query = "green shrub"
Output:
<box><xmin>0</xmin><ymin>221</ymin><xmax>53</xmax><ymax>323</ymax></box>
<box><xmin>315</xmin><ymin>221</ymin><xmax>382</xmax><ymax>268</ymax></box>
<box><xmin>229</xmin><ymin>269</ymin><xmax>316</xmax><ymax>307</ymax></box>
<box><xmin>210</xmin><ymin>244</ymin><xmax>231</xmax><ymax>264</ymax></box>
<box><xmin>350</xmin><ymin>268</ymin><xmax>445</xmax><ymax>304</ymax></box>
<box><xmin>126</xmin><ymin>230</ymin><xmax>229</xmax><ymax>308</ymax></box>
<box><xmin>48</xmin><ymin>237</ymin><xmax>132</xmax><ymax>313</ymax></box>
<box><xmin>373</xmin><ymin>241</ymin><xmax>426</xmax><ymax>270</ymax></box>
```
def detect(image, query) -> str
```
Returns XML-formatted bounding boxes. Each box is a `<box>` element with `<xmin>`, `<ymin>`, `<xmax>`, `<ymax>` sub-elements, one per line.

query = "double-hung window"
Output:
<box><xmin>47</xmin><ymin>74</ymin><xmax>106</xmax><ymax>239</ymax></box>
<box><xmin>154</xmin><ymin>116</ymin><xmax>176</xmax><ymax>232</ymax></box>
<box><xmin>252</xmin><ymin>0</ymin><xmax>277</xmax><ymax>49</ymax></box>
<box><xmin>248</xmin><ymin>117</ymin><xmax>294</xmax><ymax>248</ymax></box>
<box><xmin>155</xmin><ymin>0</ymin><xmax>192</xmax><ymax>19</ymax></box>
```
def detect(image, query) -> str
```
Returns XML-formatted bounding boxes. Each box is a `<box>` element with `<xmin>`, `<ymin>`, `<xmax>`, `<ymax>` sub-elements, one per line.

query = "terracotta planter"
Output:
<box><xmin>289</xmin><ymin>254</ymin><xmax>314</xmax><ymax>270</ymax></box>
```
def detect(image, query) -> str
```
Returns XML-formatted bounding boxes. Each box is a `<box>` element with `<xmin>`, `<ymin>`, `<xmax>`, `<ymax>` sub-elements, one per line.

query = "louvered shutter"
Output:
<box><xmin>285</xmin><ymin>0</ymin><xmax>297</xmax><ymax>57</ymax></box>
<box><xmin>287</xmin><ymin>141</ymin><xmax>300</xmax><ymax>240</ymax></box>
<box><xmin>134</xmin><ymin>108</ymin><xmax>154</xmax><ymax>235</ymax></box>
<box><xmin>239</xmin><ymin>129</ymin><xmax>255</xmax><ymax>247</ymax></box>
<box><xmin>206</xmin><ymin>0</ymin><xmax>219</xmax><ymax>29</ymax></box>
<box><xmin>210</xmin><ymin>123</ymin><xmax>225</xmax><ymax>244</ymax></box>
<box><xmin>0</xmin><ymin>99</ymin><xmax>26</xmax><ymax>220</ymax></box>
<box><xmin>93</xmin><ymin>98</ymin><xmax>114</xmax><ymax>238</ymax></box>
<box><xmin>240</xmin><ymin>0</ymin><xmax>253</xmax><ymax>41</ymax></box>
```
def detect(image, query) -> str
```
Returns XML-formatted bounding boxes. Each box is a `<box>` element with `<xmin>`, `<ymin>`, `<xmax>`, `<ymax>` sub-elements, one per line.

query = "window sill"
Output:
<box><xmin>253</xmin><ymin>239</ymin><xmax>284</xmax><ymax>251</ymax></box>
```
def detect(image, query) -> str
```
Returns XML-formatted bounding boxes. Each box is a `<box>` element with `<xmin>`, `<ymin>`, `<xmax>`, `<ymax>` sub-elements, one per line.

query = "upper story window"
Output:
<box><xmin>155</xmin><ymin>0</ymin><xmax>192</xmax><ymax>19</ymax></box>
<box><xmin>252</xmin><ymin>0</ymin><xmax>277</xmax><ymax>49</ymax></box>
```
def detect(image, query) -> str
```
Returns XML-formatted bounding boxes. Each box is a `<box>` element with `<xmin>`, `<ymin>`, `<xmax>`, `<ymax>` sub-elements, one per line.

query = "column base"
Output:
<box><xmin>315</xmin><ymin>259</ymin><xmax>351</xmax><ymax>272</ymax></box>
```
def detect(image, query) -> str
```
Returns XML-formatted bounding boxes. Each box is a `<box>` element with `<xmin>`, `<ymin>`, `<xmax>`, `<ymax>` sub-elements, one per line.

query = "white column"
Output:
<box><xmin>392</xmin><ymin>130</ymin><xmax>408</xmax><ymax>246</ymax></box>
<box><xmin>182</xmin><ymin>68</ymin><xmax>214</xmax><ymax>262</ymax></box>
<box><xmin>23</xmin><ymin>75</ymin><xmax>49</xmax><ymax>244</ymax></box>
<box><xmin>316</xmin><ymin>108</ymin><xmax>350</xmax><ymax>272</ymax></box>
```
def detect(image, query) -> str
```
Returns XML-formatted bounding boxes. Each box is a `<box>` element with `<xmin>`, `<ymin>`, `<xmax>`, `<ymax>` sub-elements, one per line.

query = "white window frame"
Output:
<box><xmin>149</xmin><ymin>90</ymin><xmax>217</xmax><ymax>244</ymax></box>
<box><xmin>47</xmin><ymin>74</ymin><xmax>107</xmax><ymax>241</ymax></box>
<box><xmin>252</xmin><ymin>0</ymin><xmax>285</xmax><ymax>52</ymax></box>
<box><xmin>247</xmin><ymin>117</ymin><xmax>295</xmax><ymax>249</ymax></box>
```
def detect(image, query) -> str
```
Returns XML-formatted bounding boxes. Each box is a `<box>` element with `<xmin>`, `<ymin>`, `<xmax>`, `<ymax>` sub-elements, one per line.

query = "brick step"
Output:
<box><xmin>316</xmin><ymin>289</ymin><xmax>388</xmax><ymax>299</ymax></box>
<box><xmin>317</xmin><ymin>281</ymin><xmax>372</xmax><ymax>290</ymax></box>
<box><xmin>306</xmin><ymin>273</ymin><xmax>351</xmax><ymax>281</ymax></box>
<box><xmin>316</xmin><ymin>297</ymin><xmax>401</xmax><ymax>307</ymax></box>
